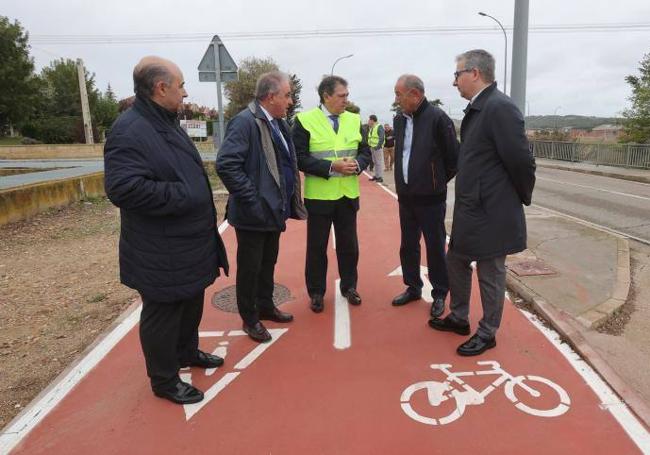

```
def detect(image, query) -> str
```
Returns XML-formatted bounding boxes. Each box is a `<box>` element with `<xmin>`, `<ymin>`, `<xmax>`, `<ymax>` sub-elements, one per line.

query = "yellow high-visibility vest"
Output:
<box><xmin>368</xmin><ymin>124</ymin><xmax>384</xmax><ymax>148</ymax></box>
<box><xmin>297</xmin><ymin>108</ymin><xmax>363</xmax><ymax>200</ymax></box>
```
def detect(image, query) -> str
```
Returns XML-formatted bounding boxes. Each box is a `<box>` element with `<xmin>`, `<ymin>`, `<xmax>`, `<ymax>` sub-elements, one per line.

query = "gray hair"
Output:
<box><xmin>318</xmin><ymin>75</ymin><xmax>348</xmax><ymax>104</ymax></box>
<box><xmin>456</xmin><ymin>49</ymin><xmax>495</xmax><ymax>83</ymax></box>
<box><xmin>133</xmin><ymin>62</ymin><xmax>173</xmax><ymax>98</ymax></box>
<box><xmin>255</xmin><ymin>71</ymin><xmax>290</xmax><ymax>100</ymax></box>
<box><xmin>398</xmin><ymin>74</ymin><xmax>425</xmax><ymax>94</ymax></box>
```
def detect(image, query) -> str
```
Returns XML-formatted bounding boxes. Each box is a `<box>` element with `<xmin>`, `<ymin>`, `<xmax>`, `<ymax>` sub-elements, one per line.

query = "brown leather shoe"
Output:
<box><xmin>243</xmin><ymin>321</ymin><xmax>272</xmax><ymax>343</ymax></box>
<box><xmin>310</xmin><ymin>295</ymin><xmax>324</xmax><ymax>313</ymax></box>
<box><xmin>259</xmin><ymin>307</ymin><xmax>294</xmax><ymax>323</ymax></box>
<box><xmin>343</xmin><ymin>288</ymin><xmax>362</xmax><ymax>305</ymax></box>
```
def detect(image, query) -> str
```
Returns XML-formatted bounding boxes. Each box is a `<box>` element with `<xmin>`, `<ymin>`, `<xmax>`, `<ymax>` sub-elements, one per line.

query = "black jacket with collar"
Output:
<box><xmin>451</xmin><ymin>82</ymin><xmax>536</xmax><ymax>259</ymax></box>
<box><xmin>393</xmin><ymin>97</ymin><xmax>459</xmax><ymax>204</ymax></box>
<box><xmin>216</xmin><ymin>101</ymin><xmax>307</xmax><ymax>231</ymax></box>
<box><xmin>104</xmin><ymin>95</ymin><xmax>229</xmax><ymax>302</ymax></box>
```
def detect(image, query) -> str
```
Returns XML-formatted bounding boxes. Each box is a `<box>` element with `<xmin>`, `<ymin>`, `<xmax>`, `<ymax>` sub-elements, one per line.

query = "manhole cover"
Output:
<box><xmin>508</xmin><ymin>260</ymin><xmax>556</xmax><ymax>277</ymax></box>
<box><xmin>211</xmin><ymin>283</ymin><xmax>292</xmax><ymax>313</ymax></box>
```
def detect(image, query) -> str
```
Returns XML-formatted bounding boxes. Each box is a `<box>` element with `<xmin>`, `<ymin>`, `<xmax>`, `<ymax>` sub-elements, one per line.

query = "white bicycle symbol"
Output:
<box><xmin>400</xmin><ymin>360</ymin><xmax>571</xmax><ymax>426</ymax></box>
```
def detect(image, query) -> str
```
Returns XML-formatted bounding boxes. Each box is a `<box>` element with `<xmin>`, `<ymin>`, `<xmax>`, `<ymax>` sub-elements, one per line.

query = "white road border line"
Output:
<box><xmin>532</xmin><ymin>203</ymin><xmax>650</xmax><ymax>246</ymax></box>
<box><xmin>537</xmin><ymin>176</ymin><xmax>650</xmax><ymax>201</ymax></box>
<box><xmin>0</xmin><ymin>219</ymin><xmax>232</xmax><ymax>454</ymax></box>
<box><xmin>520</xmin><ymin>309</ymin><xmax>650</xmax><ymax>451</ymax></box>
<box><xmin>0</xmin><ymin>305</ymin><xmax>141</xmax><ymax>453</ymax></box>
<box><xmin>334</xmin><ymin>279</ymin><xmax>351</xmax><ymax>350</ymax></box>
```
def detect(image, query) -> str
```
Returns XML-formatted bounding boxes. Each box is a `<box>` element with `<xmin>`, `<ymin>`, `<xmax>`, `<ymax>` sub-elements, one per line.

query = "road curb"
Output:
<box><xmin>506</xmin><ymin>273</ymin><xmax>650</xmax><ymax>431</ymax></box>
<box><xmin>576</xmin><ymin>237</ymin><xmax>631</xmax><ymax>327</ymax></box>
<box><xmin>538</xmin><ymin>162</ymin><xmax>650</xmax><ymax>184</ymax></box>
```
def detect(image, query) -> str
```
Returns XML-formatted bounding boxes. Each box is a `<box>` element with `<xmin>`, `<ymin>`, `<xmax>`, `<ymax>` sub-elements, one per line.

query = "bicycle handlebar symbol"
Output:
<box><xmin>400</xmin><ymin>360</ymin><xmax>571</xmax><ymax>426</ymax></box>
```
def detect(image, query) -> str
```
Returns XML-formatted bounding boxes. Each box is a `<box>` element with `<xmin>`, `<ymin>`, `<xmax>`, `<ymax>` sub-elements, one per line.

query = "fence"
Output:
<box><xmin>531</xmin><ymin>141</ymin><xmax>650</xmax><ymax>169</ymax></box>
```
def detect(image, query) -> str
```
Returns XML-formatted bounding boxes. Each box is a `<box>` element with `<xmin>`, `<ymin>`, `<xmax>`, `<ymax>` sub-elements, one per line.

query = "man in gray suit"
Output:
<box><xmin>429</xmin><ymin>49</ymin><xmax>536</xmax><ymax>356</ymax></box>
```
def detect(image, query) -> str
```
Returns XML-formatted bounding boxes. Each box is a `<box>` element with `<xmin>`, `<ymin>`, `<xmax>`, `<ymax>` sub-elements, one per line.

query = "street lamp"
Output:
<box><xmin>479</xmin><ymin>11</ymin><xmax>508</xmax><ymax>95</ymax></box>
<box><xmin>331</xmin><ymin>54</ymin><xmax>354</xmax><ymax>75</ymax></box>
<box><xmin>554</xmin><ymin>106</ymin><xmax>562</xmax><ymax>130</ymax></box>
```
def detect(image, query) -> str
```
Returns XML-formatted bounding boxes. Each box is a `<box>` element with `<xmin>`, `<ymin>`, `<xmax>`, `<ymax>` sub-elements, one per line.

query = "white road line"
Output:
<box><xmin>331</xmin><ymin>225</ymin><xmax>336</xmax><ymax>250</ymax></box>
<box><xmin>538</xmin><ymin>176</ymin><xmax>650</xmax><ymax>201</ymax></box>
<box><xmin>233</xmin><ymin>328</ymin><xmax>288</xmax><ymax>370</ymax></box>
<box><xmin>532</xmin><ymin>203</ymin><xmax>650</xmax><ymax>246</ymax></box>
<box><xmin>334</xmin><ymin>279</ymin><xmax>351</xmax><ymax>350</ymax></box>
<box><xmin>0</xmin><ymin>219</ymin><xmax>233</xmax><ymax>453</ymax></box>
<box><xmin>0</xmin><ymin>304</ymin><xmax>142</xmax><ymax>454</ymax></box>
<box><xmin>520</xmin><ymin>310</ymin><xmax>650</xmax><ymax>451</ymax></box>
<box><xmin>183</xmin><ymin>372</ymin><xmax>240</xmax><ymax>421</ymax></box>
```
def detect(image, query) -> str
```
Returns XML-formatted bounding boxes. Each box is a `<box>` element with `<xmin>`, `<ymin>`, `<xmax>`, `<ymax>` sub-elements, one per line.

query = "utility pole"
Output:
<box><xmin>76</xmin><ymin>59</ymin><xmax>94</xmax><ymax>144</ymax></box>
<box><xmin>510</xmin><ymin>0</ymin><xmax>529</xmax><ymax>115</ymax></box>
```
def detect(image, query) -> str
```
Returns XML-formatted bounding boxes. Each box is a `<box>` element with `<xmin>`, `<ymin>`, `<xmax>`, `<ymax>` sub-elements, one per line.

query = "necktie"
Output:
<box><xmin>271</xmin><ymin>119</ymin><xmax>289</xmax><ymax>156</ymax></box>
<box><xmin>329</xmin><ymin>115</ymin><xmax>339</xmax><ymax>134</ymax></box>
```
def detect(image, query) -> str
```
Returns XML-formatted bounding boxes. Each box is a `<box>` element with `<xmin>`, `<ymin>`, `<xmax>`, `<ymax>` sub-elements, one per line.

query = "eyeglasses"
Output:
<box><xmin>454</xmin><ymin>68</ymin><xmax>474</xmax><ymax>80</ymax></box>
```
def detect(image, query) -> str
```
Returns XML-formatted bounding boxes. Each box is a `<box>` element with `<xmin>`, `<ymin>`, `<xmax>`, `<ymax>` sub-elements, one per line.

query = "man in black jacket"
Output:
<box><xmin>391</xmin><ymin>74</ymin><xmax>459</xmax><ymax>319</ymax></box>
<box><xmin>104</xmin><ymin>56</ymin><xmax>229</xmax><ymax>404</ymax></box>
<box><xmin>429</xmin><ymin>49</ymin><xmax>536</xmax><ymax>356</ymax></box>
<box><xmin>217</xmin><ymin>72</ymin><xmax>307</xmax><ymax>343</ymax></box>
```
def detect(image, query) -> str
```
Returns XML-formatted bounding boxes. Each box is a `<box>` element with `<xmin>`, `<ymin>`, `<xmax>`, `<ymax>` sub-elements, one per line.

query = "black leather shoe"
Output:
<box><xmin>181</xmin><ymin>350</ymin><xmax>224</xmax><ymax>368</ymax></box>
<box><xmin>243</xmin><ymin>321</ymin><xmax>272</xmax><ymax>343</ymax></box>
<box><xmin>310</xmin><ymin>295</ymin><xmax>324</xmax><ymax>313</ymax></box>
<box><xmin>154</xmin><ymin>381</ymin><xmax>204</xmax><ymax>405</ymax></box>
<box><xmin>374</xmin><ymin>177</ymin><xmax>384</xmax><ymax>183</ymax></box>
<box><xmin>259</xmin><ymin>307</ymin><xmax>294</xmax><ymax>323</ymax></box>
<box><xmin>343</xmin><ymin>288</ymin><xmax>362</xmax><ymax>305</ymax></box>
<box><xmin>392</xmin><ymin>290</ymin><xmax>422</xmax><ymax>306</ymax></box>
<box><xmin>369</xmin><ymin>176</ymin><xmax>377</xmax><ymax>181</ymax></box>
<box><xmin>430</xmin><ymin>297</ymin><xmax>445</xmax><ymax>318</ymax></box>
<box><xmin>457</xmin><ymin>334</ymin><xmax>497</xmax><ymax>356</ymax></box>
<box><xmin>428</xmin><ymin>315</ymin><xmax>470</xmax><ymax>335</ymax></box>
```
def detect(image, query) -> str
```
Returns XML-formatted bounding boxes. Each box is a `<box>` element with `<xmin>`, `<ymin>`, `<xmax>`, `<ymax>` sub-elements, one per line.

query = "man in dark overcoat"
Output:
<box><xmin>104</xmin><ymin>56</ymin><xmax>229</xmax><ymax>404</ymax></box>
<box><xmin>217</xmin><ymin>71</ymin><xmax>306</xmax><ymax>343</ymax></box>
<box><xmin>429</xmin><ymin>49</ymin><xmax>536</xmax><ymax>356</ymax></box>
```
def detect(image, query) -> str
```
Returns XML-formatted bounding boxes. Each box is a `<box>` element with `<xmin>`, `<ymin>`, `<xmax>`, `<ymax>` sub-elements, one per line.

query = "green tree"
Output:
<box><xmin>345</xmin><ymin>101</ymin><xmax>361</xmax><ymax>114</ymax></box>
<box><xmin>93</xmin><ymin>84</ymin><xmax>119</xmax><ymax>137</ymax></box>
<box><xmin>286</xmin><ymin>73</ymin><xmax>302</xmax><ymax>124</ymax></box>
<box><xmin>223</xmin><ymin>57</ymin><xmax>279</xmax><ymax>120</ymax></box>
<box><xmin>0</xmin><ymin>17</ymin><xmax>40</xmax><ymax>136</ymax></box>
<box><xmin>622</xmin><ymin>52</ymin><xmax>650</xmax><ymax>143</ymax></box>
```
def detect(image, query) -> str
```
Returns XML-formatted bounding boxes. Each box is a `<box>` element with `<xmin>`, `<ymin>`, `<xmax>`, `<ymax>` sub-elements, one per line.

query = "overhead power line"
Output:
<box><xmin>29</xmin><ymin>22</ymin><xmax>650</xmax><ymax>45</ymax></box>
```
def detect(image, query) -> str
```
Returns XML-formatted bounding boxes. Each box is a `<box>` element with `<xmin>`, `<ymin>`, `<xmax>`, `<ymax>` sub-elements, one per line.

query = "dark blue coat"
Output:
<box><xmin>104</xmin><ymin>96</ymin><xmax>228</xmax><ymax>302</ymax></box>
<box><xmin>216</xmin><ymin>102</ymin><xmax>306</xmax><ymax>231</ymax></box>
<box><xmin>451</xmin><ymin>83</ymin><xmax>536</xmax><ymax>259</ymax></box>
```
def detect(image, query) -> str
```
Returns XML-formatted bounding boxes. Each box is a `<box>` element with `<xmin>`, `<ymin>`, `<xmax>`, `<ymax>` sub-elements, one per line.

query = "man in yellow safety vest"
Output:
<box><xmin>292</xmin><ymin>75</ymin><xmax>372</xmax><ymax>313</ymax></box>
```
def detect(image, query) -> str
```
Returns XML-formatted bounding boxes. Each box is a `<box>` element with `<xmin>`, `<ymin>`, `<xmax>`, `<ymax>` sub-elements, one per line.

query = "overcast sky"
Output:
<box><xmin>4</xmin><ymin>0</ymin><xmax>650</xmax><ymax>124</ymax></box>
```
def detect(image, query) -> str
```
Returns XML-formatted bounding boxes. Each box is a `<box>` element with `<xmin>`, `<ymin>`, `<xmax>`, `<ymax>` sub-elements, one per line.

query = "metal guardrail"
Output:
<box><xmin>531</xmin><ymin>141</ymin><xmax>650</xmax><ymax>169</ymax></box>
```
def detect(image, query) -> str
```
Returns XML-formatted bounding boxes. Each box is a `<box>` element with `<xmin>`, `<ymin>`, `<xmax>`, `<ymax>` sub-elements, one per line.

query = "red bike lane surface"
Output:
<box><xmin>8</xmin><ymin>179</ymin><xmax>647</xmax><ymax>455</ymax></box>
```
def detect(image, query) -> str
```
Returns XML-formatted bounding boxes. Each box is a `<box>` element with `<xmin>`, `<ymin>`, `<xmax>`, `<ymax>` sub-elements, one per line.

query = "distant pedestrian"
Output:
<box><xmin>383</xmin><ymin>123</ymin><xmax>395</xmax><ymax>171</ymax></box>
<box><xmin>391</xmin><ymin>74</ymin><xmax>458</xmax><ymax>319</ymax></box>
<box><xmin>429</xmin><ymin>49</ymin><xmax>536</xmax><ymax>356</ymax></box>
<box><xmin>104</xmin><ymin>56</ymin><xmax>229</xmax><ymax>405</ymax></box>
<box><xmin>216</xmin><ymin>71</ymin><xmax>306</xmax><ymax>343</ymax></box>
<box><xmin>368</xmin><ymin>114</ymin><xmax>385</xmax><ymax>183</ymax></box>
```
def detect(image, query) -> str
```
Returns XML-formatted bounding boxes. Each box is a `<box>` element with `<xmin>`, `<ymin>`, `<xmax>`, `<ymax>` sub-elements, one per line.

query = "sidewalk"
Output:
<box><xmin>377</xmin><ymin>157</ymin><xmax>650</xmax><ymax>429</ymax></box>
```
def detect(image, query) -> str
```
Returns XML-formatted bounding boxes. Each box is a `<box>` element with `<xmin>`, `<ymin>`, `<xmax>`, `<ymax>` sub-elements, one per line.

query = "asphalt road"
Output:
<box><xmin>532</xmin><ymin>167</ymin><xmax>650</xmax><ymax>245</ymax></box>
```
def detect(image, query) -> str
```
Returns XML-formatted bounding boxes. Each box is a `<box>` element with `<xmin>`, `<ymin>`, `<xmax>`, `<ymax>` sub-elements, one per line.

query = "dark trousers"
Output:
<box><xmin>305</xmin><ymin>199</ymin><xmax>359</xmax><ymax>297</ymax></box>
<box><xmin>447</xmin><ymin>247</ymin><xmax>506</xmax><ymax>339</ymax></box>
<box><xmin>235</xmin><ymin>228</ymin><xmax>280</xmax><ymax>326</ymax></box>
<box><xmin>139</xmin><ymin>291</ymin><xmax>204</xmax><ymax>391</ymax></box>
<box><xmin>398</xmin><ymin>199</ymin><xmax>448</xmax><ymax>299</ymax></box>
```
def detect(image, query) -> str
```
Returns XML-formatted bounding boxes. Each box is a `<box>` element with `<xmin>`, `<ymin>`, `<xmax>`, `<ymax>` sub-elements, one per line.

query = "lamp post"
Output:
<box><xmin>479</xmin><ymin>11</ymin><xmax>508</xmax><ymax>95</ymax></box>
<box><xmin>554</xmin><ymin>106</ymin><xmax>562</xmax><ymax>130</ymax></box>
<box><xmin>331</xmin><ymin>54</ymin><xmax>353</xmax><ymax>75</ymax></box>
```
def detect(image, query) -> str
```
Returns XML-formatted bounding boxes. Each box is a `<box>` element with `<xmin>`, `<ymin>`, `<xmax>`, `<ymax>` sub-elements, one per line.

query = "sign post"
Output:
<box><xmin>198</xmin><ymin>35</ymin><xmax>238</xmax><ymax>151</ymax></box>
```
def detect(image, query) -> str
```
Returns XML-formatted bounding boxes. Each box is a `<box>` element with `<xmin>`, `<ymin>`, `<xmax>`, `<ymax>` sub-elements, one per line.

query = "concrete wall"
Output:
<box><xmin>0</xmin><ymin>144</ymin><xmax>104</xmax><ymax>159</ymax></box>
<box><xmin>0</xmin><ymin>173</ymin><xmax>105</xmax><ymax>226</ymax></box>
